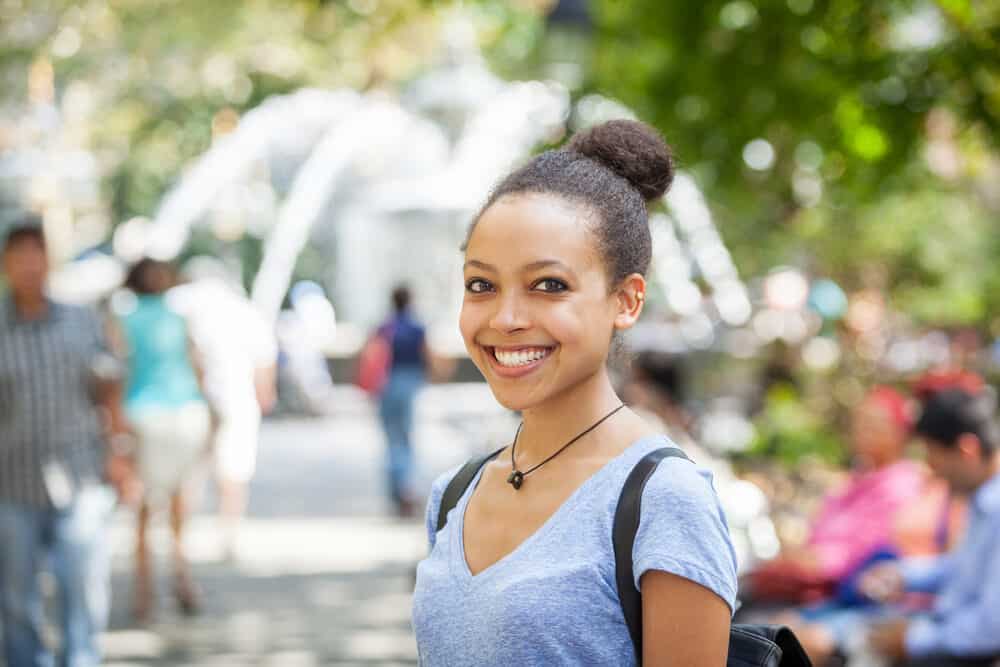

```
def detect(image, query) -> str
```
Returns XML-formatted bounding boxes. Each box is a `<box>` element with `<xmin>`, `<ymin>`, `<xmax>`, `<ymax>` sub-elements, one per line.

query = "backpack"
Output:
<box><xmin>356</xmin><ymin>327</ymin><xmax>393</xmax><ymax>396</ymax></box>
<box><xmin>436</xmin><ymin>446</ymin><xmax>813</xmax><ymax>667</ymax></box>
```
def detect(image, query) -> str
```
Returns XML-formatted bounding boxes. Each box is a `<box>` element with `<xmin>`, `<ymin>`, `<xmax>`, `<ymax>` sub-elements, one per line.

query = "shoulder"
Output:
<box><xmin>632</xmin><ymin>449</ymin><xmax>739</xmax><ymax>611</ymax></box>
<box><xmin>641</xmin><ymin>453</ymin><xmax>721</xmax><ymax>506</ymax></box>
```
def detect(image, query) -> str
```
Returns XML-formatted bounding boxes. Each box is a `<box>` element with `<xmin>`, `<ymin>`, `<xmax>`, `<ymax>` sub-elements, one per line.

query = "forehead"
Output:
<box><xmin>2</xmin><ymin>237</ymin><xmax>46</xmax><ymax>258</ymax></box>
<box><xmin>466</xmin><ymin>193</ymin><xmax>600</xmax><ymax>271</ymax></box>
<box><xmin>854</xmin><ymin>400</ymin><xmax>890</xmax><ymax>422</ymax></box>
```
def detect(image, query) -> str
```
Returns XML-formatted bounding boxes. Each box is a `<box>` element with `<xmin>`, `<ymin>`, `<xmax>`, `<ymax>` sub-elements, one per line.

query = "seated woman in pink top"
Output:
<box><xmin>745</xmin><ymin>387</ymin><xmax>927</xmax><ymax>604</ymax></box>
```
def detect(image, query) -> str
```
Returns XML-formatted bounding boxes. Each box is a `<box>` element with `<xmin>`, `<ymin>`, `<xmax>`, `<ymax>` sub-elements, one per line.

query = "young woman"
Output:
<box><xmin>117</xmin><ymin>259</ymin><xmax>212</xmax><ymax>621</ymax></box>
<box><xmin>412</xmin><ymin>120</ymin><xmax>737</xmax><ymax>665</ymax></box>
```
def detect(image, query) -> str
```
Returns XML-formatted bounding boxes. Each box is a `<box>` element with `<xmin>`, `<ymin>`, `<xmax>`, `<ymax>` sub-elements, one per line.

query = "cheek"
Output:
<box><xmin>544</xmin><ymin>307</ymin><xmax>609</xmax><ymax>360</ymax></box>
<box><xmin>458</xmin><ymin>302</ymin><xmax>482</xmax><ymax>346</ymax></box>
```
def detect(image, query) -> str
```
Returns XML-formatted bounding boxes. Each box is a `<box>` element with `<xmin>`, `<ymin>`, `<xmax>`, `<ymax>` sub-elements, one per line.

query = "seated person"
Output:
<box><xmin>743</xmin><ymin>387</ymin><xmax>928</xmax><ymax>607</ymax></box>
<box><xmin>860</xmin><ymin>388</ymin><xmax>1000</xmax><ymax>667</ymax></box>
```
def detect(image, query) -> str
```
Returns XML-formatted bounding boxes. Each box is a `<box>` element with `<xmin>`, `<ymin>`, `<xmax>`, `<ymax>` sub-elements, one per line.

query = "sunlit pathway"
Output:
<box><xmin>100</xmin><ymin>384</ymin><xmax>514</xmax><ymax>666</ymax></box>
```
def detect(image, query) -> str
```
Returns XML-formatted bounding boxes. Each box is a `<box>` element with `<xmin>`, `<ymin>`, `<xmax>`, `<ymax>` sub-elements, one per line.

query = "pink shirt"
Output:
<box><xmin>807</xmin><ymin>460</ymin><xmax>926</xmax><ymax>580</ymax></box>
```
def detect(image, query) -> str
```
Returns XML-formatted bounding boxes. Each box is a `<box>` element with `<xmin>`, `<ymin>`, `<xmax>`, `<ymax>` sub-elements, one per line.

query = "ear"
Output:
<box><xmin>613</xmin><ymin>273</ymin><xmax>647</xmax><ymax>331</ymax></box>
<box><xmin>956</xmin><ymin>433</ymin><xmax>984</xmax><ymax>462</ymax></box>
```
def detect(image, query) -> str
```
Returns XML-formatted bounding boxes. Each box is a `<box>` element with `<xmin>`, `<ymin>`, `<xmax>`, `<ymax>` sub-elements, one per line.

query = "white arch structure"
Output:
<box><xmin>147</xmin><ymin>77</ymin><xmax>570</xmax><ymax>324</ymax></box>
<box><xmin>146</xmin><ymin>79</ymin><xmax>749</xmax><ymax>346</ymax></box>
<box><xmin>146</xmin><ymin>89</ymin><xmax>363</xmax><ymax>263</ymax></box>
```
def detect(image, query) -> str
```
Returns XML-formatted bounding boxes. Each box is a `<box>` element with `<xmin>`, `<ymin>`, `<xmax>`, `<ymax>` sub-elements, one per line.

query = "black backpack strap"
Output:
<box><xmin>614</xmin><ymin>447</ymin><xmax>813</xmax><ymax>667</ymax></box>
<box><xmin>436</xmin><ymin>446</ymin><xmax>506</xmax><ymax>533</ymax></box>
<box><xmin>613</xmin><ymin>446</ymin><xmax>691</xmax><ymax>661</ymax></box>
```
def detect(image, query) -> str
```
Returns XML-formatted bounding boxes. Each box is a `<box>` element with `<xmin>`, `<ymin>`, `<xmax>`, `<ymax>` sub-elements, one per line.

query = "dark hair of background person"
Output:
<box><xmin>915</xmin><ymin>388</ymin><xmax>1000</xmax><ymax>457</ymax></box>
<box><xmin>635</xmin><ymin>352</ymin><xmax>686</xmax><ymax>405</ymax></box>
<box><xmin>392</xmin><ymin>285</ymin><xmax>411</xmax><ymax>313</ymax></box>
<box><xmin>124</xmin><ymin>258</ymin><xmax>176</xmax><ymax>295</ymax></box>
<box><xmin>466</xmin><ymin>119</ymin><xmax>675</xmax><ymax>291</ymax></box>
<box><xmin>2</xmin><ymin>216</ymin><xmax>46</xmax><ymax>254</ymax></box>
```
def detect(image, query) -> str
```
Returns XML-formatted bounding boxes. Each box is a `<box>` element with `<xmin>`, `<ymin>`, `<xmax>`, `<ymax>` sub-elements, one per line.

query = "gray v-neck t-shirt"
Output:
<box><xmin>412</xmin><ymin>435</ymin><xmax>738</xmax><ymax>666</ymax></box>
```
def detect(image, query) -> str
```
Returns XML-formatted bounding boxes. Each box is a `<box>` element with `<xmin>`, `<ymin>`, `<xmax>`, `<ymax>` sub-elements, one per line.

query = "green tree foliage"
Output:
<box><xmin>588</xmin><ymin>0</ymin><xmax>1000</xmax><ymax>326</ymax></box>
<box><xmin>0</xmin><ymin>0</ymin><xmax>512</xmax><ymax>221</ymax></box>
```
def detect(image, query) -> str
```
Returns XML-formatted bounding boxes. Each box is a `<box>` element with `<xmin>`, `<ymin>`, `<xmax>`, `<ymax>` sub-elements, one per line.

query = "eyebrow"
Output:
<box><xmin>463</xmin><ymin>259</ymin><xmax>575</xmax><ymax>274</ymax></box>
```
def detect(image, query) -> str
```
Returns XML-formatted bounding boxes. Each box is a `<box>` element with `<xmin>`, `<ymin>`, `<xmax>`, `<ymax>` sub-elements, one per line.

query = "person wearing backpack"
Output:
<box><xmin>413</xmin><ymin>120</ymin><xmax>753</xmax><ymax>665</ymax></box>
<box><xmin>375</xmin><ymin>284</ymin><xmax>429</xmax><ymax>518</ymax></box>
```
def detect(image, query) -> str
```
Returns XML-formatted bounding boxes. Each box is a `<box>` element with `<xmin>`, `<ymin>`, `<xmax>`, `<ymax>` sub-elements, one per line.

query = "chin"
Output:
<box><xmin>483</xmin><ymin>381</ymin><xmax>547</xmax><ymax>413</ymax></box>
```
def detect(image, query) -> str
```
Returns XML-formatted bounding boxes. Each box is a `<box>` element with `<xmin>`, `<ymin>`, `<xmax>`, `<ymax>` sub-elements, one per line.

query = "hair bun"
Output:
<box><xmin>567</xmin><ymin>119</ymin><xmax>674</xmax><ymax>202</ymax></box>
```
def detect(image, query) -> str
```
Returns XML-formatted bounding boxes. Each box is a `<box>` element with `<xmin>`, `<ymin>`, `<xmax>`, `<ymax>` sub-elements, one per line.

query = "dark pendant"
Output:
<box><xmin>507</xmin><ymin>470</ymin><xmax>524</xmax><ymax>490</ymax></box>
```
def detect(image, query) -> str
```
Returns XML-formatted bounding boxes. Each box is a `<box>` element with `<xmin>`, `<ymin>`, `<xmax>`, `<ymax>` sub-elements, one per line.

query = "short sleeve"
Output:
<box><xmin>424</xmin><ymin>465</ymin><xmax>462</xmax><ymax>550</ymax></box>
<box><xmin>633</xmin><ymin>457</ymin><xmax>739</xmax><ymax>613</ymax></box>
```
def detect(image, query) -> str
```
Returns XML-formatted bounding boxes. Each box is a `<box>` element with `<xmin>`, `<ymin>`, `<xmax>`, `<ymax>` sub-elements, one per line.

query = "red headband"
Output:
<box><xmin>913</xmin><ymin>371</ymin><xmax>985</xmax><ymax>402</ymax></box>
<box><xmin>865</xmin><ymin>386</ymin><xmax>913</xmax><ymax>432</ymax></box>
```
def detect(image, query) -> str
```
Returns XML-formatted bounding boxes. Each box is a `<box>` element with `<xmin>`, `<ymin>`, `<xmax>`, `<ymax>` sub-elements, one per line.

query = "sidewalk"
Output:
<box><xmin>103</xmin><ymin>515</ymin><xmax>425</xmax><ymax>666</ymax></box>
<box><xmin>101</xmin><ymin>384</ymin><xmax>515</xmax><ymax>666</ymax></box>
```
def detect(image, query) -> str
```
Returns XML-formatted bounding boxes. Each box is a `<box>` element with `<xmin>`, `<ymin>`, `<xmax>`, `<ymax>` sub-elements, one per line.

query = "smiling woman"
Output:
<box><xmin>412</xmin><ymin>120</ymin><xmax>739</xmax><ymax>666</ymax></box>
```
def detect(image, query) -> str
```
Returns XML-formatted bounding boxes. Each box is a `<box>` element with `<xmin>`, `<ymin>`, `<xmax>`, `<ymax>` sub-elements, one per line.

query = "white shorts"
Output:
<box><xmin>133</xmin><ymin>402</ymin><xmax>212</xmax><ymax>504</ymax></box>
<box><xmin>213</xmin><ymin>407</ymin><xmax>262</xmax><ymax>483</ymax></box>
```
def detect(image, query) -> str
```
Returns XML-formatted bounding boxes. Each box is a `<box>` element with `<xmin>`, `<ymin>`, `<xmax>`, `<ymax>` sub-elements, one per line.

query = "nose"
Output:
<box><xmin>489</xmin><ymin>292</ymin><xmax>529</xmax><ymax>334</ymax></box>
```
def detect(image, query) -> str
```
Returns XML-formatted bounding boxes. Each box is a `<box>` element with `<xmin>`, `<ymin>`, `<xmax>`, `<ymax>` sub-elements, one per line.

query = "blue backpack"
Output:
<box><xmin>437</xmin><ymin>446</ymin><xmax>812</xmax><ymax>667</ymax></box>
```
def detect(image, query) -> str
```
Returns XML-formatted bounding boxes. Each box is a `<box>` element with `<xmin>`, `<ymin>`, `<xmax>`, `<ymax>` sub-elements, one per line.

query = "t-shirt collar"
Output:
<box><xmin>972</xmin><ymin>469</ymin><xmax>1000</xmax><ymax>515</ymax></box>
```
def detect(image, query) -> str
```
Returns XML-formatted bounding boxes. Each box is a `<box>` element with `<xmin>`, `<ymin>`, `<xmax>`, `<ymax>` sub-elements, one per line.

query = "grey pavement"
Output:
<box><xmin>100</xmin><ymin>384</ymin><xmax>516</xmax><ymax>666</ymax></box>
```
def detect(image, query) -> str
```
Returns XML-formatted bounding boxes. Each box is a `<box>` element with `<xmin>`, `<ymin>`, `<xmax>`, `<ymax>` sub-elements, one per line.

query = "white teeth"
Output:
<box><xmin>493</xmin><ymin>347</ymin><xmax>550</xmax><ymax>368</ymax></box>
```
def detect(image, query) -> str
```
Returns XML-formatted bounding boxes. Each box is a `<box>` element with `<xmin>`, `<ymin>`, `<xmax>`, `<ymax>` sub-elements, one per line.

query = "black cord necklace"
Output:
<box><xmin>507</xmin><ymin>403</ymin><xmax>626</xmax><ymax>491</ymax></box>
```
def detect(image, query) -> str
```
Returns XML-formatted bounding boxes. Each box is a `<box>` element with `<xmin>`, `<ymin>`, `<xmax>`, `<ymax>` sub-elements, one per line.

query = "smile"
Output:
<box><xmin>483</xmin><ymin>345</ymin><xmax>555</xmax><ymax>376</ymax></box>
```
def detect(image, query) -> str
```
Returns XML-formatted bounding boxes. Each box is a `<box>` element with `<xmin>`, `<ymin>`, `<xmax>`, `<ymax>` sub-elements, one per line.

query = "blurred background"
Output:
<box><xmin>1</xmin><ymin>0</ymin><xmax>998</xmax><ymax>664</ymax></box>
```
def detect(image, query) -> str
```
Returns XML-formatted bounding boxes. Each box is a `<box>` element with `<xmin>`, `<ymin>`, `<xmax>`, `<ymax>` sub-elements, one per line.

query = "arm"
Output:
<box><xmin>253</xmin><ymin>362</ymin><xmax>277</xmax><ymax>414</ymax></box>
<box><xmin>899</xmin><ymin>554</ymin><xmax>953</xmax><ymax>594</ymax></box>
<box><xmin>93</xmin><ymin>314</ymin><xmax>139</xmax><ymax>500</ymax></box>
<box><xmin>642</xmin><ymin>570</ymin><xmax>731</xmax><ymax>666</ymax></box>
<box><xmin>902</xmin><ymin>552</ymin><xmax>1000</xmax><ymax>658</ymax></box>
<box><xmin>421</xmin><ymin>340</ymin><xmax>457</xmax><ymax>384</ymax></box>
<box><xmin>94</xmin><ymin>315</ymin><xmax>131</xmax><ymax>443</ymax></box>
<box><xmin>633</xmin><ymin>459</ymin><xmax>739</xmax><ymax>664</ymax></box>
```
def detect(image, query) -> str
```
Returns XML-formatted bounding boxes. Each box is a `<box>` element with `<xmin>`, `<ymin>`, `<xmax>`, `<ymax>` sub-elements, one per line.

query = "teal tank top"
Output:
<box><xmin>120</xmin><ymin>295</ymin><xmax>203</xmax><ymax>413</ymax></box>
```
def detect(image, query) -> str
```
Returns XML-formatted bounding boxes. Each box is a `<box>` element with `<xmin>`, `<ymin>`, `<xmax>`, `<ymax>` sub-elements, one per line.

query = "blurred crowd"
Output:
<box><xmin>0</xmin><ymin>217</ymin><xmax>278</xmax><ymax>666</ymax></box>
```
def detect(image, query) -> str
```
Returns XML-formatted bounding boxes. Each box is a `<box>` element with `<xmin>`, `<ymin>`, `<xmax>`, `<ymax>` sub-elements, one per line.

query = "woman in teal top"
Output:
<box><xmin>118</xmin><ymin>259</ymin><xmax>211</xmax><ymax>621</ymax></box>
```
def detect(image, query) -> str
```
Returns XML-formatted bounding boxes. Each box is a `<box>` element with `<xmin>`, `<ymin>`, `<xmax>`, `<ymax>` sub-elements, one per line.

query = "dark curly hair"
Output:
<box><xmin>468</xmin><ymin>119</ymin><xmax>675</xmax><ymax>290</ymax></box>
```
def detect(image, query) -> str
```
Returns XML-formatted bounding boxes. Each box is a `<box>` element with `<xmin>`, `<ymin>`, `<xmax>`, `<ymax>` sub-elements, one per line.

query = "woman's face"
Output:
<box><xmin>850</xmin><ymin>400</ymin><xmax>906</xmax><ymax>469</ymax></box>
<box><xmin>460</xmin><ymin>193</ymin><xmax>641</xmax><ymax>411</ymax></box>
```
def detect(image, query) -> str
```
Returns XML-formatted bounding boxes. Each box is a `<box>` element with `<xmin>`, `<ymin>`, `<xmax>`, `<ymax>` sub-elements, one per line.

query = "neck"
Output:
<box><xmin>514</xmin><ymin>367</ymin><xmax>623</xmax><ymax>465</ymax></box>
<box><xmin>976</xmin><ymin>454</ymin><xmax>1000</xmax><ymax>489</ymax></box>
<box><xmin>12</xmin><ymin>290</ymin><xmax>47</xmax><ymax>320</ymax></box>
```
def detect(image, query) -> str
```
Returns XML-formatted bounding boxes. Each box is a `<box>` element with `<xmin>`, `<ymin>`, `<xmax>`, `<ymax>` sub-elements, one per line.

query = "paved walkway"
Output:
<box><xmin>100</xmin><ymin>384</ymin><xmax>515</xmax><ymax>666</ymax></box>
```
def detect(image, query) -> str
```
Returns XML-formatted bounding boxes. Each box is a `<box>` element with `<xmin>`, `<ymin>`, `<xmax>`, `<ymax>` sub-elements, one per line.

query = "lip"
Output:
<box><xmin>481</xmin><ymin>344</ymin><xmax>556</xmax><ymax>379</ymax></box>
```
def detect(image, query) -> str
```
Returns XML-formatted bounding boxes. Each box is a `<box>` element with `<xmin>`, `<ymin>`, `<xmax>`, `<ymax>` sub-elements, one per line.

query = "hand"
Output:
<box><xmin>105</xmin><ymin>453</ymin><xmax>142</xmax><ymax>506</ymax></box>
<box><xmin>859</xmin><ymin>562</ymin><xmax>905</xmax><ymax>602</ymax></box>
<box><xmin>868</xmin><ymin>619</ymin><xmax>909</xmax><ymax>660</ymax></box>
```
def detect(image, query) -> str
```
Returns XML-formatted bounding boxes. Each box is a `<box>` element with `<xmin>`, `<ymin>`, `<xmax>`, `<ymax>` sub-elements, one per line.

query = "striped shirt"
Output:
<box><xmin>0</xmin><ymin>297</ymin><xmax>109</xmax><ymax>509</ymax></box>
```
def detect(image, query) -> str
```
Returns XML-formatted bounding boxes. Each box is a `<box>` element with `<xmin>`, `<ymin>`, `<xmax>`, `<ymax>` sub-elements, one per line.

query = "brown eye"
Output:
<box><xmin>465</xmin><ymin>279</ymin><xmax>493</xmax><ymax>294</ymax></box>
<box><xmin>533</xmin><ymin>278</ymin><xmax>568</xmax><ymax>293</ymax></box>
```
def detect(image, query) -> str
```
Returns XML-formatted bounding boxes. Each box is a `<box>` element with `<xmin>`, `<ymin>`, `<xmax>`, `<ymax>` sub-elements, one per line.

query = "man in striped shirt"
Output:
<box><xmin>0</xmin><ymin>219</ymin><xmax>130</xmax><ymax>667</ymax></box>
